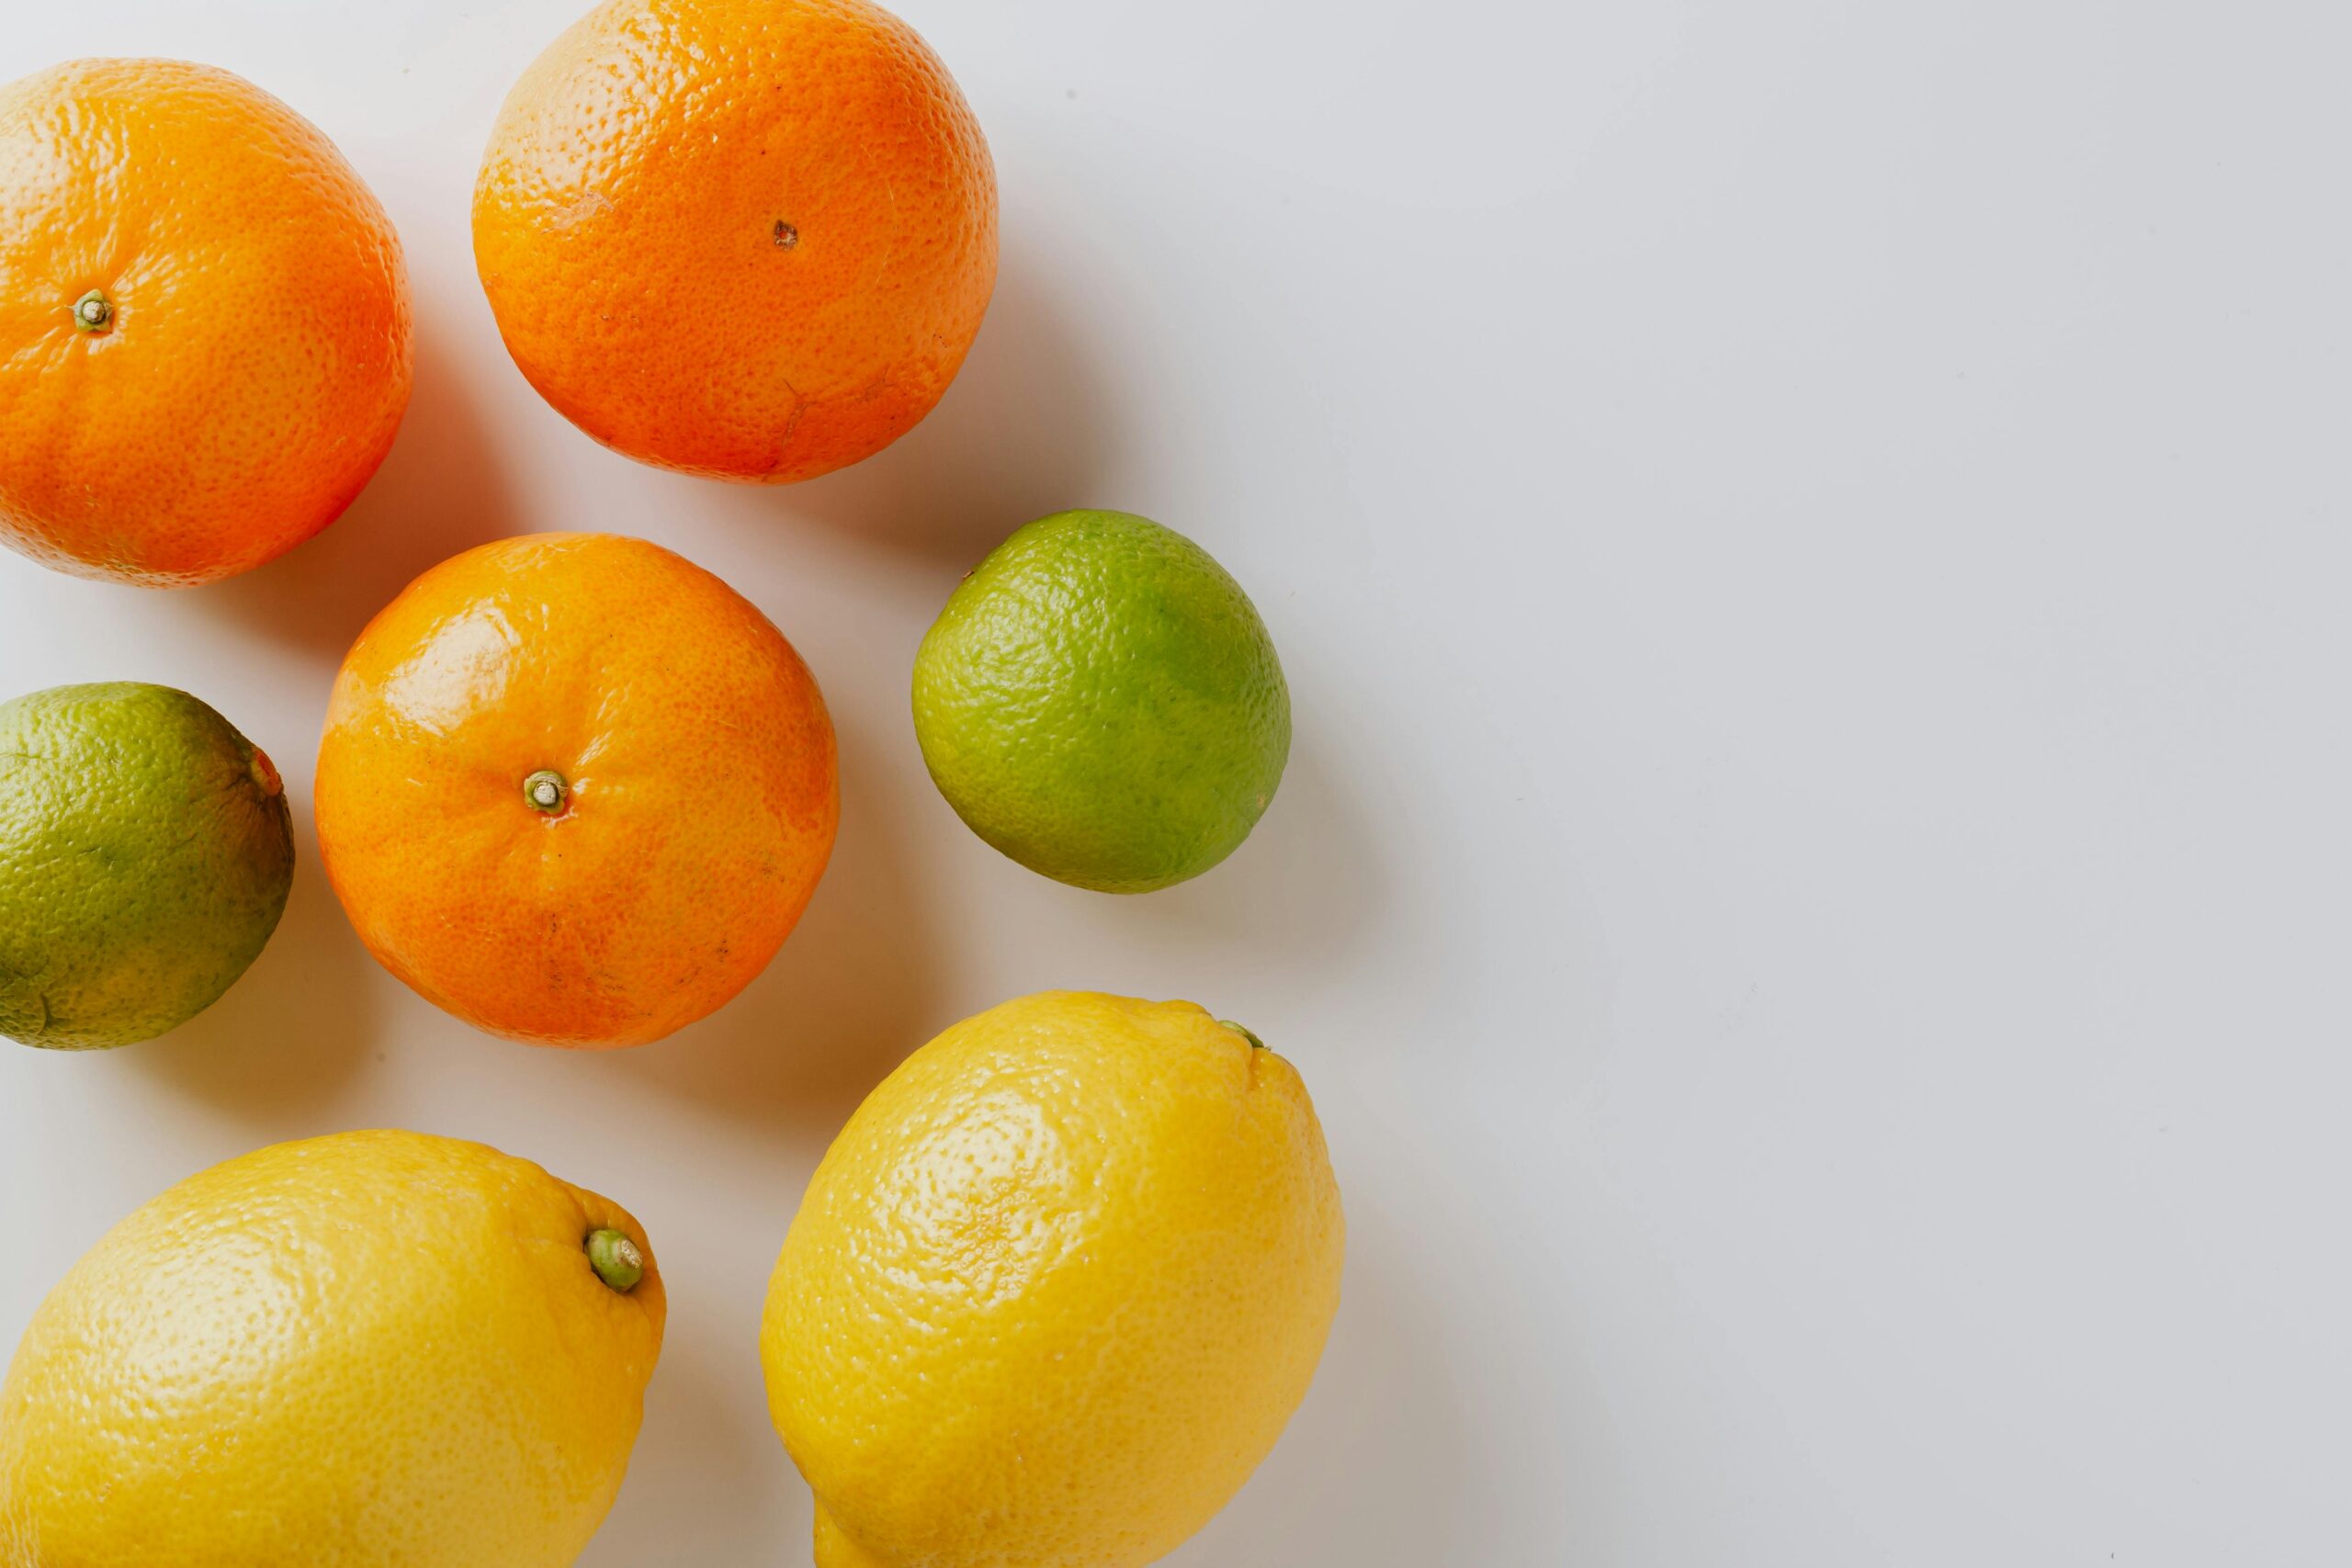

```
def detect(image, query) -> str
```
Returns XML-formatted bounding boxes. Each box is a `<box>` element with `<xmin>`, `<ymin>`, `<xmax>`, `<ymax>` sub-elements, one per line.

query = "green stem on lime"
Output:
<box><xmin>1219</xmin><ymin>1021</ymin><xmax>1266</xmax><ymax>1050</ymax></box>
<box><xmin>72</xmin><ymin>289</ymin><xmax>112</xmax><ymax>333</ymax></box>
<box><xmin>586</xmin><ymin>1229</ymin><xmax>644</xmax><ymax>1293</ymax></box>
<box><xmin>523</xmin><ymin>770</ymin><xmax>569</xmax><ymax>813</ymax></box>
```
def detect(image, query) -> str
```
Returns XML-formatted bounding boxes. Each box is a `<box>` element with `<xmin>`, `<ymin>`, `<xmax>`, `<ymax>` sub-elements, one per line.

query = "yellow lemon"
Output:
<box><xmin>0</xmin><ymin>1130</ymin><xmax>665</xmax><ymax>1566</ymax></box>
<box><xmin>760</xmin><ymin>990</ymin><xmax>1345</xmax><ymax>1568</ymax></box>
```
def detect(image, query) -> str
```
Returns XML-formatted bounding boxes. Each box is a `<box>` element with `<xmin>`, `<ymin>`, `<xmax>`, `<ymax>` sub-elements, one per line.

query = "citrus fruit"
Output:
<box><xmin>0</xmin><ymin>59</ymin><xmax>412</xmax><ymax>587</ymax></box>
<box><xmin>473</xmin><ymin>0</ymin><xmax>997</xmax><ymax>482</ymax></box>
<box><xmin>912</xmin><ymin>511</ymin><xmax>1291</xmax><ymax>893</ymax></box>
<box><xmin>0</xmin><ymin>682</ymin><xmax>292</xmax><ymax>1050</ymax></box>
<box><xmin>315</xmin><ymin>532</ymin><xmax>838</xmax><ymax>1048</ymax></box>
<box><xmin>0</xmin><ymin>1129</ymin><xmax>663</xmax><ymax>1566</ymax></box>
<box><xmin>761</xmin><ymin>990</ymin><xmax>1345</xmax><ymax>1568</ymax></box>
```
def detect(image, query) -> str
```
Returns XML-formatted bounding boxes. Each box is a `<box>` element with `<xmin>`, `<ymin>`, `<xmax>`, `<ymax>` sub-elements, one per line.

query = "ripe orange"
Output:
<box><xmin>472</xmin><ymin>0</ymin><xmax>997</xmax><ymax>483</ymax></box>
<box><xmin>314</xmin><ymin>534</ymin><xmax>839</xmax><ymax>1048</ymax></box>
<box><xmin>0</xmin><ymin>59</ymin><xmax>412</xmax><ymax>587</ymax></box>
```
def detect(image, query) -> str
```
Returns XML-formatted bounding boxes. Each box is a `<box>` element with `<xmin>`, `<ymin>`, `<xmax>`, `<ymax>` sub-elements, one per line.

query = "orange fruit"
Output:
<box><xmin>472</xmin><ymin>0</ymin><xmax>997</xmax><ymax>483</ymax></box>
<box><xmin>0</xmin><ymin>59</ymin><xmax>411</xmax><ymax>587</ymax></box>
<box><xmin>314</xmin><ymin>533</ymin><xmax>839</xmax><ymax>1048</ymax></box>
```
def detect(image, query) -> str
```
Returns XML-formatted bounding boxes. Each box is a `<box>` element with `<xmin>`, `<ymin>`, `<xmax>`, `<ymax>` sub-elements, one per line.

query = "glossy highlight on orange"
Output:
<box><xmin>314</xmin><ymin>534</ymin><xmax>839</xmax><ymax>1048</ymax></box>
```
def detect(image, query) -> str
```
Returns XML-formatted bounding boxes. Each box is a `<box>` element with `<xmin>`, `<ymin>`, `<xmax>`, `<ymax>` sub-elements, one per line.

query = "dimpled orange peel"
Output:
<box><xmin>0</xmin><ymin>59</ymin><xmax>411</xmax><ymax>586</ymax></box>
<box><xmin>315</xmin><ymin>533</ymin><xmax>839</xmax><ymax>1047</ymax></box>
<box><xmin>472</xmin><ymin>0</ymin><xmax>998</xmax><ymax>482</ymax></box>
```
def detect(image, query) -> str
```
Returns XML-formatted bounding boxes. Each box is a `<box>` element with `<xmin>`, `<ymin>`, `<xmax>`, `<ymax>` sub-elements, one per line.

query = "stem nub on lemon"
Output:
<box><xmin>912</xmin><ymin>511</ymin><xmax>1291</xmax><ymax>893</ymax></box>
<box><xmin>0</xmin><ymin>682</ymin><xmax>292</xmax><ymax>1049</ymax></box>
<box><xmin>761</xmin><ymin>991</ymin><xmax>1344</xmax><ymax>1568</ymax></box>
<box><xmin>0</xmin><ymin>1131</ymin><xmax>665</xmax><ymax>1565</ymax></box>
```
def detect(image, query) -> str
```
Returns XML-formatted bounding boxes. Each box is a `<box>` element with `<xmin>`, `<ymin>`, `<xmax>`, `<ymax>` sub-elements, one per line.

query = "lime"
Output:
<box><xmin>912</xmin><ymin>511</ymin><xmax>1290</xmax><ymax>893</ymax></box>
<box><xmin>0</xmin><ymin>682</ymin><xmax>293</xmax><ymax>1049</ymax></box>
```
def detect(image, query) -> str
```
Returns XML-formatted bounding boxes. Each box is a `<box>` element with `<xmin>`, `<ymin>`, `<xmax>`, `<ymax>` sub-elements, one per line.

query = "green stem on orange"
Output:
<box><xmin>72</xmin><ymin>289</ymin><xmax>112</xmax><ymax>333</ymax></box>
<box><xmin>523</xmin><ymin>770</ymin><xmax>569</xmax><ymax>813</ymax></box>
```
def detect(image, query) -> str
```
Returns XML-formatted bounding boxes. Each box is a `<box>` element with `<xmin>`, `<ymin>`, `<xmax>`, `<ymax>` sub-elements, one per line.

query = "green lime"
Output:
<box><xmin>0</xmin><ymin>682</ymin><xmax>294</xmax><ymax>1050</ymax></box>
<box><xmin>912</xmin><ymin>510</ymin><xmax>1291</xmax><ymax>894</ymax></box>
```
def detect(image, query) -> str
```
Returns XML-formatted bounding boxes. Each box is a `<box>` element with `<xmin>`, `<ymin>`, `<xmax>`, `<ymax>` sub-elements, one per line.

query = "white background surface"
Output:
<box><xmin>1</xmin><ymin>2</ymin><xmax>2344</xmax><ymax>1563</ymax></box>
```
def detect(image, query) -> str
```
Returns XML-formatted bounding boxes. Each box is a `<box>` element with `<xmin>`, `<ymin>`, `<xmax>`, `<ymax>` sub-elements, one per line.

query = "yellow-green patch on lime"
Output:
<box><xmin>912</xmin><ymin>511</ymin><xmax>1290</xmax><ymax>894</ymax></box>
<box><xmin>0</xmin><ymin>682</ymin><xmax>293</xmax><ymax>1049</ymax></box>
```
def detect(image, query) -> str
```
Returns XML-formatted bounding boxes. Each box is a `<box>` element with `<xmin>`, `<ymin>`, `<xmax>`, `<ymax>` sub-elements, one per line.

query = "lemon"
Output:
<box><xmin>0</xmin><ymin>1130</ymin><xmax>665</xmax><ymax>1566</ymax></box>
<box><xmin>912</xmin><ymin>511</ymin><xmax>1290</xmax><ymax>893</ymax></box>
<box><xmin>0</xmin><ymin>682</ymin><xmax>293</xmax><ymax>1049</ymax></box>
<box><xmin>760</xmin><ymin>990</ymin><xmax>1344</xmax><ymax>1568</ymax></box>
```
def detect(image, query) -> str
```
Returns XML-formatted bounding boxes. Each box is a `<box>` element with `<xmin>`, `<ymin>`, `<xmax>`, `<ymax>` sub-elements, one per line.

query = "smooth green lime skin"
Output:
<box><xmin>912</xmin><ymin>511</ymin><xmax>1291</xmax><ymax>894</ymax></box>
<box><xmin>0</xmin><ymin>682</ymin><xmax>294</xmax><ymax>1049</ymax></box>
